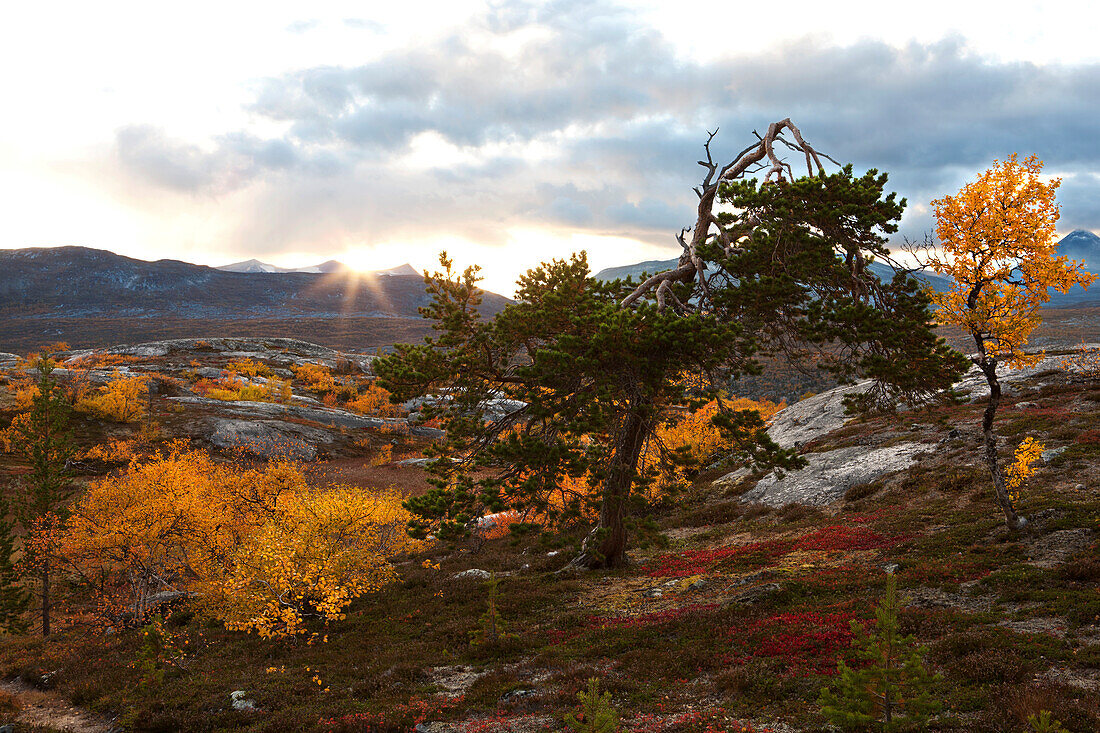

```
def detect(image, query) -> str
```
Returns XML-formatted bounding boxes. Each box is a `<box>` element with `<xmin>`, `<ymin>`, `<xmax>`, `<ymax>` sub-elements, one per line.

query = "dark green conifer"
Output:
<box><xmin>0</xmin><ymin>498</ymin><xmax>29</xmax><ymax>634</ymax></box>
<box><xmin>6</xmin><ymin>355</ymin><xmax>75</xmax><ymax>636</ymax></box>
<box><xmin>376</xmin><ymin>123</ymin><xmax>966</xmax><ymax>569</ymax></box>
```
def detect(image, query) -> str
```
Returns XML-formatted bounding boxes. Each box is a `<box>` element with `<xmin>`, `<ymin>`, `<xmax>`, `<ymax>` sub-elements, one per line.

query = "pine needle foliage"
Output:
<box><xmin>377</xmin><ymin>163</ymin><xmax>966</xmax><ymax>568</ymax></box>
<box><xmin>2</xmin><ymin>356</ymin><xmax>74</xmax><ymax>636</ymax></box>
<box><xmin>1028</xmin><ymin>710</ymin><xmax>1067</xmax><ymax>733</ymax></box>
<box><xmin>564</xmin><ymin>678</ymin><xmax>620</xmax><ymax>733</ymax></box>
<box><xmin>0</xmin><ymin>499</ymin><xmax>29</xmax><ymax>634</ymax></box>
<box><xmin>818</xmin><ymin>574</ymin><xmax>941</xmax><ymax>731</ymax></box>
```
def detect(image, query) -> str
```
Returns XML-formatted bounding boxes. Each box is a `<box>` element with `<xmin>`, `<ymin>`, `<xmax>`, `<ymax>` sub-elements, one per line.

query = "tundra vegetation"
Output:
<box><xmin>0</xmin><ymin>124</ymin><xmax>1095</xmax><ymax>732</ymax></box>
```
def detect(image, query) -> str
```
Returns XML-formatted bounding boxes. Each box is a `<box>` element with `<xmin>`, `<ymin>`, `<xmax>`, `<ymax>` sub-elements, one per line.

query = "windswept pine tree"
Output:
<box><xmin>377</xmin><ymin>120</ymin><xmax>966</xmax><ymax>568</ymax></box>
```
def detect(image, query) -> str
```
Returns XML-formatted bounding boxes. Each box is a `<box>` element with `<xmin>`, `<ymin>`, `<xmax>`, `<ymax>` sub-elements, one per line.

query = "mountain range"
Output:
<box><xmin>1</xmin><ymin>231</ymin><xmax>1096</xmax><ymax>353</ymax></box>
<box><xmin>594</xmin><ymin>230</ymin><xmax>1100</xmax><ymax>306</ymax></box>
<box><xmin>0</xmin><ymin>247</ymin><xmax>509</xmax><ymax>352</ymax></box>
<box><xmin>216</xmin><ymin>259</ymin><xmax>421</xmax><ymax>277</ymax></box>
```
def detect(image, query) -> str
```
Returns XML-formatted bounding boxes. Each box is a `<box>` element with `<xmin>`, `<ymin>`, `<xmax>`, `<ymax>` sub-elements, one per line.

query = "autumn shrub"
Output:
<box><xmin>0</xmin><ymin>689</ymin><xmax>20</xmax><ymax>717</ymax></box>
<box><xmin>292</xmin><ymin>362</ymin><xmax>357</xmax><ymax>401</ymax></box>
<box><xmin>225</xmin><ymin>358</ymin><xmax>273</xmax><ymax>378</ymax></box>
<box><xmin>1005</xmin><ymin>436</ymin><xmax>1044</xmax><ymax>504</ymax></box>
<box><xmin>60</xmin><ymin>447</ymin><xmax>420</xmax><ymax>637</ymax></box>
<box><xmin>933</xmin><ymin>628</ymin><xmax>1046</xmax><ymax>683</ymax></box>
<box><xmin>645</xmin><ymin>396</ymin><xmax>784</xmax><ymax>497</ymax></box>
<box><xmin>75</xmin><ymin>372</ymin><xmax>148</xmax><ymax>422</ymax></box>
<box><xmin>723</xmin><ymin>606</ymin><xmax>864</xmax><ymax>677</ymax></box>
<box><xmin>1075</xmin><ymin>429</ymin><xmax>1100</xmax><ymax>446</ymax></box>
<box><xmin>194</xmin><ymin>375</ymin><xmax>285</xmax><ymax>402</ymax></box>
<box><xmin>1060</xmin><ymin>554</ymin><xmax>1100</xmax><ymax>583</ymax></box>
<box><xmin>347</xmin><ymin>382</ymin><xmax>402</xmax><ymax>417</ymax></box>
<box><xmin>81</xmin><ymin>439</ymin><xmax>138</xmax><ymax>464</ymax></box>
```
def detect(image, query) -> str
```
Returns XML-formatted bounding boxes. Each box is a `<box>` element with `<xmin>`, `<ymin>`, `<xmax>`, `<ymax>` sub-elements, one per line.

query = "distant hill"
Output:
<box><xmin>592</xmin><ymin>257</ymin><xmax>953</xmax><ymax>292</ymax></box>
<box><xmin>1048</xmin><ymin>229</ymin><xmax>1100</xmax><ymax>306</ymax></box>
<box><xmin>594</xmin><ymin>230</ymin><xmax>1100</xmax><ymax>305</ymax></box>
<box><xmin>0</xmin><ymin>247</ymin><xmax>508</xmax><ymax>352</ymax></box>
<box><xmin>217</xmin><ymin>258</ymin><xmax>417</xmax><ymax>276</ymax></box>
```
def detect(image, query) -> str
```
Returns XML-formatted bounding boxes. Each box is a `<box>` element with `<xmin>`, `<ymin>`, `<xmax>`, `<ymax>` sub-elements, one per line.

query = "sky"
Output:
<box><xmin>3</xmin><ymin>0</ymin><xmax>1100</xmax><ymax>295</ymax></box>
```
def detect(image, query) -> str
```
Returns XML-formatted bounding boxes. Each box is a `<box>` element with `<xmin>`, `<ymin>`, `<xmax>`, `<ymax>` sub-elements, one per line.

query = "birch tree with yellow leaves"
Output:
<box><xmin>60</xmin><ymin>448</ymin><xmax>418</xmax><ymax>636</ymax></box>
<box><xmin>926</xmin><ymin>154</ymin><xmax>1096</xmax><ymax>528</ymax></box>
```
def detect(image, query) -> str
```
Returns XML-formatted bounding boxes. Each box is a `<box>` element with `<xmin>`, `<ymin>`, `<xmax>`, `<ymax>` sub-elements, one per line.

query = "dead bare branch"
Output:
<box><xmin>621</xmin><ymin>118</ymin><xmax>834</xmax><ymax>310</ymax></box>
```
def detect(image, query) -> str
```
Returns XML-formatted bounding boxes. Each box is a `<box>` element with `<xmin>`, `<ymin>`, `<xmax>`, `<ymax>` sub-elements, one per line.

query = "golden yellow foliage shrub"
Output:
<box><xmin>292</xmin><ymin>363</ymin><xmax>356</xmax><ymax>402</ymax></box>
<box><xmin>13</xmin><ymin>383</ymin><xmax>39</xmax><ymax>410</ymax></box>
<box><xmin>195</xmin><ymin>376</ymin><xmax>286</xmax><ymax>403</ymax></box>
<box><xmin>1005</xmin><ymin>436</ymin><xmax>1044</xmax><ymax>503</ymax></box>
<box><xmin>81</xmin><ymin>439</ymin><xmax>138</xmax><ymax>463</ymax></box>
<box><xmin>644</xmin><ymin>396</ymin><xmax>784</xmax><ymax>496</ymax></box>
<box><xmin>524</xmin><ymin>395</ymin><xmax>786</xmax><ymax>523</ymax></box>
<box><xmin>198</xmin><ymin>486</ymin><xmax>417</xmax><ymax>637</ymax></box>
<box><xmin>225</xmin><ymin>358</ymin><xmax>273</xmax><ymax>378</ymax></box>
<box><xmin>61</xmin><ymin>448</ymin><xmax>418</xmax><ymax>636</ymax></box>
<box><xmin>292</xmin><ymin>363</ymin><xmax>337</xmax><ymax>393</ymax></box>
<box><xmin>346</xmin><ymin>382</ymin><xmax>401</xmax><ymax>417</ymax></box>
<box><xmin>75</xmin><ymin>372</ymin><xmax>148</xmax><ymax>422</ymax></box>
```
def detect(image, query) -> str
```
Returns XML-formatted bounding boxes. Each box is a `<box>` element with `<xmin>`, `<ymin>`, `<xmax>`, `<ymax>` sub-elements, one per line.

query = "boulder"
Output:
<box><xmin>229</xmin><ymin>690</ymin><xmax>257</xmax><ymax>711</ymax></box>
<box><xmin>739</xmin><ymin>442</ymin><xmax>929</xmax><ymax>507</ymax></box>
<box><xmin>169</xmin><ymin>395</ymin><xmax>442</xmax><ymax>438</ymax></box>
<box><xmin>765</xmin><ymin>382</ymin><xmax>873</xmax><ymax>449</ymax></box>
<box><xmin>1041</xmin><ymin>446</ymin><xmax>1067</xmax><ymax>463</ymax></box>
<box><xmin>202</xmin><ymin>418</ymin><xmax>333</xmax><ymax>460</ymax></box>
<box><xmin>452</xmin><ymin>569</ymin><xmax>491</xmax><ymax>581</ymax></box>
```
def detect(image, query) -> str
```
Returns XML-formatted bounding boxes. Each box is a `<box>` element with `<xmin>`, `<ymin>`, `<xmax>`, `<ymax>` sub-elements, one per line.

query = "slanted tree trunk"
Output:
<box><xmin>975</xmin><ymin>350</ymin><xmax>1023</xmax><ymax>530</ymax></box>
<box><xmin>572</xmin><ymin>409</ymin><xmax>648</xmax><ymax>569</ymax></box>
<box><xmin>41</xmin><ymin>558</ymin><xmax>50</xmax><ymax>637</ymax></box>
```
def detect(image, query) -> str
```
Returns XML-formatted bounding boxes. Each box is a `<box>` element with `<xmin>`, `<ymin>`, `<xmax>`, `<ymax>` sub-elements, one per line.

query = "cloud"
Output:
<box><xmin>107</xmin><ymin>0</ymin><xmax>1100</xmax><ymax>260</ymax></box>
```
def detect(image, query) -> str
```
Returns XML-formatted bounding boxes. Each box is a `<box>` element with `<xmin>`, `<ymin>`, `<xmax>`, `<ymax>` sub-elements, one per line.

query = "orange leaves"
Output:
<box><xmin>346</xmin><ymin>382</ymin><xmax>402</xmax><ymax>417</ymax></box>
<box><xmin>645</xmin><ymin>396</ymin><xmax>784</xmax><ymax>495</ymax></box>
<box><xmin>75</xmin><ymin>372</ymin><xmax>148</xmax><ymax>422</ymax></box>
<box><xmin>929</xmin><ymin>154</ymin><xmax>1097</xmax><ymax>366</ymax></box>
<box><xmin>199</xmin><ymin>485</ymin><xmax>418</xmax><ymax>638</ymax></box>
<box><xmin>60</xmin><ymin>448</ymin><xmax>418</xmax><ymax>637</ymax></box>
<box><xmin>224</xmin><ymin>358</ymin><xmax>273</xmax><ymax>378</ymax></box>
<box><xmin>292</xmin><ymin>362</ymin><xmax>338</xmax><ymax>393</ymax></box>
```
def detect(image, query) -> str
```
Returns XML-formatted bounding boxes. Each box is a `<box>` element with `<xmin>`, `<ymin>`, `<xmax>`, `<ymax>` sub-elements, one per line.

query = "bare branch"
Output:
<box><xmin>620</xmin><ymin>118</ymin><xmax>836</xmax><ymax>310</ymax></box>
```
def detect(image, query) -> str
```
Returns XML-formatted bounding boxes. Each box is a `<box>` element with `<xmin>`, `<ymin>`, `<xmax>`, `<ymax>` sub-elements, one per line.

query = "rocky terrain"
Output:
<box><xmin>0</xmin><ymin>342</ymin><xmax>1097</xmax><ymax>731</ymax></box>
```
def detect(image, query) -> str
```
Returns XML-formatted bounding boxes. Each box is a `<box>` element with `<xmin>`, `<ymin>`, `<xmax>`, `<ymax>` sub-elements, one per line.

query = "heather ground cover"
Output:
<box><xmin>0</xmin><ymin>356</ymin><xmax>1097</xmax><ymax>731</ymax></box>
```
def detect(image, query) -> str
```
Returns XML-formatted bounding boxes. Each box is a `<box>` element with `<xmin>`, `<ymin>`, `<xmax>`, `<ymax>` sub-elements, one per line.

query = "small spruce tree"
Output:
<box><xmin>565</xmin><ymin>678</ymin><xmax>619</xmax><ymax>733</ymax></box>
<box><xmin>819</xmin><ymin>573</ymin><xmax>941</xmax><ymax>731</ymax></box>
<box><xmin>0</xmin><ymin>498</ymin><xmax>29</xmax><ymax>634</ymax></box>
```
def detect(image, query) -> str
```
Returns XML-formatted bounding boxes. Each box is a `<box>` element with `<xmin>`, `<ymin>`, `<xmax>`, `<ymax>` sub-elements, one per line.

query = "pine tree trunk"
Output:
<box><xmin>572</xmin><ymin>410</ymin><xmax>647</xmax><ymax>569</ymax></box>
<box><xmin>978</xmin><ymin>359</ymin><xmax>1022</xmax><ymax>530</ymax></box>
